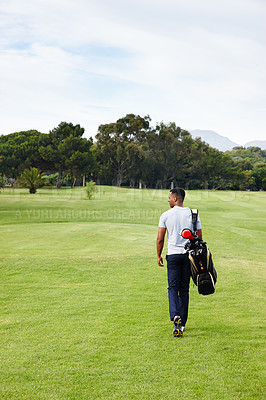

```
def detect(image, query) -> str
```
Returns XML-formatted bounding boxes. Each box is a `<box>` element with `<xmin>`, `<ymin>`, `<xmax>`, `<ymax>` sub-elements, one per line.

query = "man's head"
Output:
<box><xmin>168</xmin><ymin>187</ymin><xmax>185</xmax><ymax>208</ymax></box>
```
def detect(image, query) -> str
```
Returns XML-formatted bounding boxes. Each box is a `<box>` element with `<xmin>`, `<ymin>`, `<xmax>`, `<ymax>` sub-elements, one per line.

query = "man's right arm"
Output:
<box><xmin>156</xmin><ymin>227</ymin><xmax>166</xmax><ymax>266</ymax></box>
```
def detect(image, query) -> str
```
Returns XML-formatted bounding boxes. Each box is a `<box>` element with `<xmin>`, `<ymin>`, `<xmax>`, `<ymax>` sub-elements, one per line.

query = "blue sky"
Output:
<box><xmin>1</xmin><ymin>0</ymin><xmax>265</xmax><ymax>144</ymax></box>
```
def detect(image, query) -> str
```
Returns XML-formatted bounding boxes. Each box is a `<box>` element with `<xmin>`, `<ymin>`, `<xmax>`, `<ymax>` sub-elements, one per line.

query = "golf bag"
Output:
<box><xmin>182</xmin><ymin>209</ymin><xmax>217</xmax><ymax>295</ymax></box>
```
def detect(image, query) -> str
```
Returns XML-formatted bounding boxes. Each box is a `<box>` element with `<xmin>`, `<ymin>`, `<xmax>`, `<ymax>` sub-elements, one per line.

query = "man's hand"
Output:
<box><xmin>196</xmin><ymin>229</ymin><xmax>203</xmax><ymax>239</ymax></box>
<box><xmin>157</xmin><ymin>256</ymin><xmax>164</xmax><ymax>267</ymax></box>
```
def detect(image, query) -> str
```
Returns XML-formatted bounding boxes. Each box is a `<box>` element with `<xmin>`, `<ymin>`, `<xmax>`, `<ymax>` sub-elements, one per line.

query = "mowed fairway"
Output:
<box><xmin>0</xmin><ymin>186</ymin><xmax>265</xmax><ymax>400</ymax></box>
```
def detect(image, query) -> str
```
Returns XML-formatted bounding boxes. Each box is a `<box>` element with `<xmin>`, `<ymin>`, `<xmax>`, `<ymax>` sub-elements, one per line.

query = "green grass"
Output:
<box><xmin>0</xmin><ymin>186</ymin><xmax>265</xmax><ymax>399</ymax></box>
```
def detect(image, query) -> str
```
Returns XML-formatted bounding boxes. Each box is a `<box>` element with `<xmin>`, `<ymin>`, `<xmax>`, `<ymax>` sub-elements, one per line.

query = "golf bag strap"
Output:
<box><xmin>191</xmin><ymin>209</ymin><xmax>198</xmax><ymax>233</ymax></box>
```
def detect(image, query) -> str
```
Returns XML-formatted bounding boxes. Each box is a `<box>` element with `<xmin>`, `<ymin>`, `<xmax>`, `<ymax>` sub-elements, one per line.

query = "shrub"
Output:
<box><xmin>85</xmin><ymin>180</ymin><xmax>96</xmax><ymax>199</ymax></box>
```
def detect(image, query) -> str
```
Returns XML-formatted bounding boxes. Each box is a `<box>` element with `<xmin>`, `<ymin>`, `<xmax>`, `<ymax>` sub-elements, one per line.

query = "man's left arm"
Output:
<box><xmin>196</xmin><ymin>214</ymin><xmax>202</xmax><ymax>239</ymax></box>
<box><xmin>156</xmin><ymin>227</ymin><xmax>166</xmax><ymax>266</ymax></box>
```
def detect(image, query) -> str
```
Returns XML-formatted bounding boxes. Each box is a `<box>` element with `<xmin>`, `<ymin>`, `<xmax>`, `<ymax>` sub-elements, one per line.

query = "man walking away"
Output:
<box><xmin>156</xmin><ymin>188</ymin><xmax>202</xmax><ymax>337</ymax></box>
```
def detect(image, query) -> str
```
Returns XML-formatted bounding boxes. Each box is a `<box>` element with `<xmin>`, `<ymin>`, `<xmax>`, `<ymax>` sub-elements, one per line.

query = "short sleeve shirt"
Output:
<box><xmin>159</xmin><ymin>206</ymin><xmax>202</xmax><ymax>255</ymax></box>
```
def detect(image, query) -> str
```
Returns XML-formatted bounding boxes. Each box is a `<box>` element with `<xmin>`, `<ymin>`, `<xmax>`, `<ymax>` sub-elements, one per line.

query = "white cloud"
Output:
<box><xmin>0</xmin><ymin>0</ymin><xmax>265</xmax><ymax>144</ymax></box>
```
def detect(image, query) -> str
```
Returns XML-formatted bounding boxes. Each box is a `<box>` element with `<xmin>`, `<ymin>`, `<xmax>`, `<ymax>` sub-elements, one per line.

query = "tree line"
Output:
<box><xmin>0</xmin><ymin>114</ymin><xmax>265</xmax><ymax>190</ymax></box>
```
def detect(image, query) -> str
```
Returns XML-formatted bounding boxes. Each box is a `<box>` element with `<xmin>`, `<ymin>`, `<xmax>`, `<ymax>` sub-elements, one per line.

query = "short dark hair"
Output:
<box><xmin>170</xmin><ymin>187</ymin><xmax>185</xmax><ymax>202</ymax></box>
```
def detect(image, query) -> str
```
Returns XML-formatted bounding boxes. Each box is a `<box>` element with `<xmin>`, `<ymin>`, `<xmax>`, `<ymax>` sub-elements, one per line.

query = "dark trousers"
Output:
<box><xmin>166</xmin><ymin>253</ymin><xmax>191</xmax><ymax>325</ymax></box>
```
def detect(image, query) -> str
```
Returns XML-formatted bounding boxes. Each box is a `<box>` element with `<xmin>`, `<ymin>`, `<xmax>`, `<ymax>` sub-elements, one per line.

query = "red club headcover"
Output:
<box><xmin>181</xmin><ymin>229</ymin><xmax>195</xmax><ymax>240</ymax></box>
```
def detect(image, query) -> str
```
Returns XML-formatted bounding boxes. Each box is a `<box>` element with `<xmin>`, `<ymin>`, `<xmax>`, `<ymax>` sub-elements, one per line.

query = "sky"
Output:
<box><xmin>1</xmin><ymin>0</ymin><xmax>266</xmax><ymax>145</ymax></box>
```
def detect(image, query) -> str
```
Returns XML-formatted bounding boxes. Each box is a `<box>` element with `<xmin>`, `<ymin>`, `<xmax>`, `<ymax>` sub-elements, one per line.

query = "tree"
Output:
<box><xmin>39</xmin><ymin>122</ymin><xmax>94</xmax><ymax>188</ymax></box>
<box><xmin>17</xmin><ymin>167</ymin><xmax>50</xmax><ymax>193</ymax></box>
<box><xmin>226</xmin><ymin>146</ymin><xmax>266</xmax><ymax>190</ymax></box>
<box><xmin>234</xmin><ymin>158</ymin><xmax>253</xmax><ymax>171</ymax></box>
<box><xmin>241</xmin><ymin>170</ymin><xmax>256</xmax><ymax>190</ymax></box>
<box><xmin>61</xmin><ymin>137</ymin><xmax>95</xmax><ymax>187</ymax></box>
<box><xmin>253</xmin><ymin>162</ymin><xmax>266</xmax><ymax>190</ymax></box>
<box><xmin>95</xmin><ymin>114</ymin><xmax>151</xmax><ymax>186</ymax></box>
<box><xmin>2</xmin><ymin>115</ymin><xmax>263</xmax><ymax>191</ymax></box>
<box><xmin>0</xmin><ymin>173</ymin><xmax>5</xmax><ymax>189</ymax></box>
<box><xmin>141</xmin><ymin>122</ymin><xmax>184</xmax><ymax>188</ymax></box>
<box><xmin>226</xmin><ymin>146</ymin><xmax>265</xmax><ymax>165</ymax></box>
<box><xmin>0</xmin><ymin>130</ymin><xmax>47</xmax><ymax>178</ymax></box>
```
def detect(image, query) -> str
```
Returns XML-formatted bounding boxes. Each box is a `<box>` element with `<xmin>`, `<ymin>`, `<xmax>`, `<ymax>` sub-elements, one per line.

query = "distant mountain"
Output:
<box><xmin>244</xmin><ymin>140</ymin><xmax>266</xmax><ymax>150</ymax></box>
<box><xmin>189</xmin><ymin>129</ymin><xmax>239</xmax><ymax>152</ymax></box>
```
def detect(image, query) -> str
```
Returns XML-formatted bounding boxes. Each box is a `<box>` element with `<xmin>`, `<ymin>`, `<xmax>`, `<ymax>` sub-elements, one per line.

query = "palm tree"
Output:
<box><xmin>17</xmin><ymin>167</ymin><xmax>50</xmax><ymax>194</ymax></box>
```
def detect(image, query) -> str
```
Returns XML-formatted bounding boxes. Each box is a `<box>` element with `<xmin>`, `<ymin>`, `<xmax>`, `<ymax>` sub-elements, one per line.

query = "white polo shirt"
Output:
<box><xmin>159</xmin><ymin>206</ymin><xmax>202</xmax><ymax>255</ymax></box>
